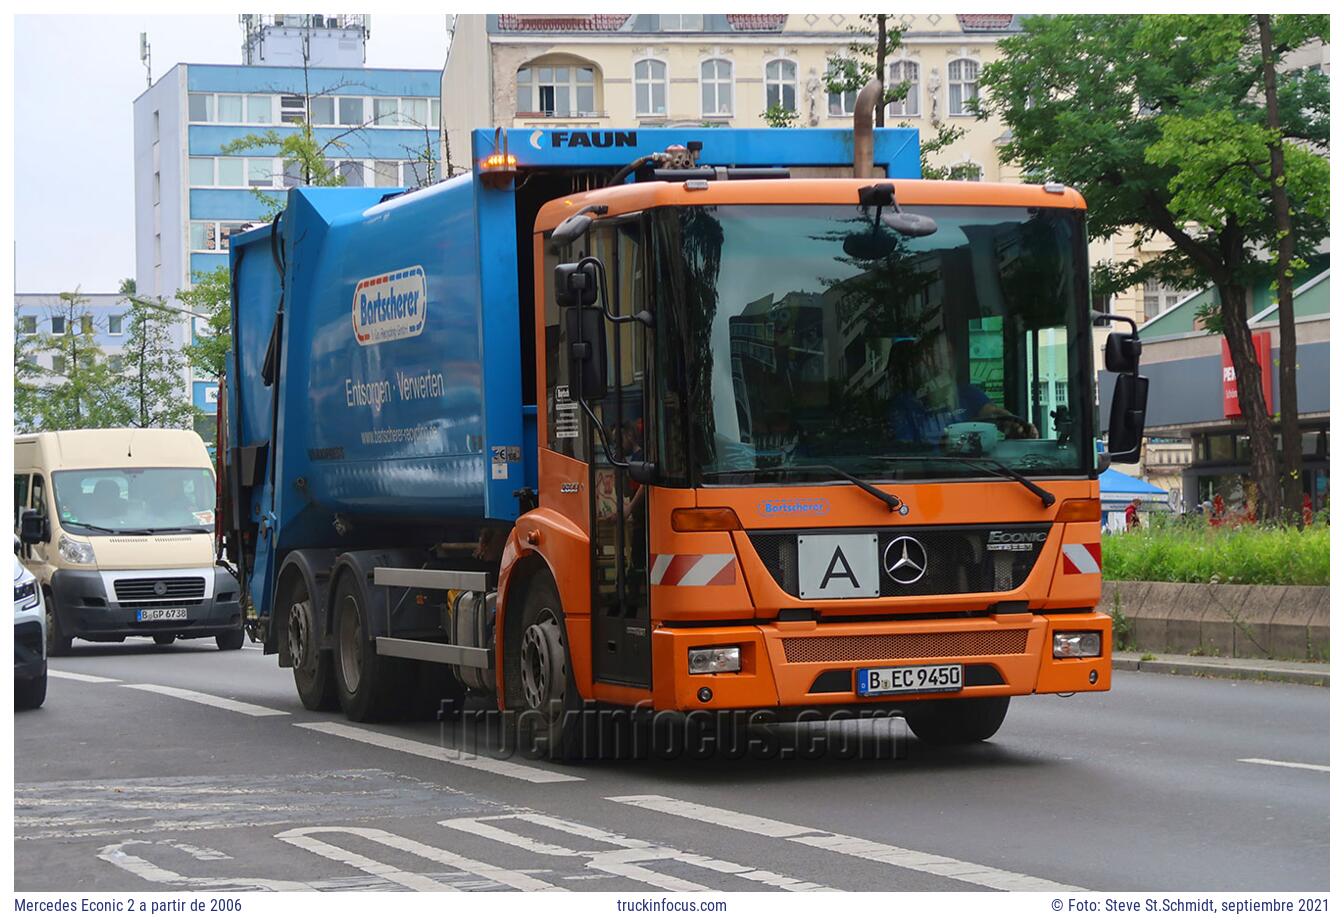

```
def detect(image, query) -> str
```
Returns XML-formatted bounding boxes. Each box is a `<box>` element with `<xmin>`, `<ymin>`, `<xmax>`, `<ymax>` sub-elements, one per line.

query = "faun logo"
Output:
<box><xmin>546</xmin><ymin>130</ymin><xmax>638</xmax><ymax>149</ymax></box>
<box><xmin>352</xmin><ymin>266</ymin><xmax>427</xmax><ymax>346</ymax></box>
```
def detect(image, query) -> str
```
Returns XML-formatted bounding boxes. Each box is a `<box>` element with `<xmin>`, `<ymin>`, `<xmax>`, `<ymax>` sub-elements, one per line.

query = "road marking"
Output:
<box><xmin>294</xmin><ymin>721</ymin><xmax>583</xmax><ymax>784</ymax></box>
<box><xmin>98</xmin><ymin>840</ymin><xmax>317</xmax><ymax>891</ymax></box>
<box><xmin>1238</xmin><ymin>757</ymin><xmax>1329</xmax><ymax>773</ymax></box>
<box><xmin>277</xmin><ymin>826</ymin><xmax>558</xmax><ymax>892</ymax></box>
<box><xmin>123</xmin><ymin>683</ymin><xmax>288</xmax><ymax>717</ymax></box>
<box><xmin>442</xmin><ymin>812</ymin><xmax>833</xmax><ymax>892</ymax></box>
<box><xmin>49</xmin><ymin>670</ymin><xmax>120</xmax><ymax>683</ymax></box>
<box><xmin>610</xmin><ymin>794</ymin><xmax>1079</xmax><ymax>892</ymax></box>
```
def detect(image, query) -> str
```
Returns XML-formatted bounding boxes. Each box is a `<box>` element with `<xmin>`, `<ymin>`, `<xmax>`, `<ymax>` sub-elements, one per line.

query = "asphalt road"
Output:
<box><xmin>15</xmin><ymin>637</ymin><xmax>1330</xmax><ymax>892</ymax></box>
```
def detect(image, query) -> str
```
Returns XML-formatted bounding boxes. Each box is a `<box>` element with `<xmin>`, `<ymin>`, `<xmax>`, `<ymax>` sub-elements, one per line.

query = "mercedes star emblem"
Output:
<box><xmin>153</xmin><ymin>581</ymin><xmax>168</xmax><ymax>596</ymax></box>
<box><xmin>883</xmin><ymin>535</ymin><xmax>928</xmax><ymax>585</ymax></box>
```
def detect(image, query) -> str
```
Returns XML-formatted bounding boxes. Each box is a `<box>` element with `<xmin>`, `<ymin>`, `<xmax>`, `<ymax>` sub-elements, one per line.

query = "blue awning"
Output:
<box><xmin>1099</xmin><ymin>468</ymin><xmax>1169</xmax><ymax>511</ymax></box>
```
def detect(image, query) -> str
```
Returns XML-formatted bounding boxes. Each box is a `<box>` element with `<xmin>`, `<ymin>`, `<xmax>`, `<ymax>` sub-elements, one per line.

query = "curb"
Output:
<box><xmin>1113</xmin><ymin>652</ymin><xmax>1329</xmax><ymax>687</ymax></box>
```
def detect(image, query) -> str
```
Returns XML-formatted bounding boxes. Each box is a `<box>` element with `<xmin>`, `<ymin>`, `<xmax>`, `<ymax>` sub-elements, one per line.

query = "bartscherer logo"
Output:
<box><xmin>352</xmin><ymin>266</ymin><xmax>427</xmax><ymax>346</ymax></box>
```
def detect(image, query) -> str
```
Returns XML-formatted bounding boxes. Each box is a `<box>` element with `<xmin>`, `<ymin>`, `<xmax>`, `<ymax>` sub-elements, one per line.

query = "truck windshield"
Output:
<box><xmin>52</xmin><ymin>468</ymin><xmax>216</xmax><ymax>535</ymax></box>
<box><xmin>653</xmin><ymin>204</ymin><xmax>1091</xmax><ymax>485</ymax></box>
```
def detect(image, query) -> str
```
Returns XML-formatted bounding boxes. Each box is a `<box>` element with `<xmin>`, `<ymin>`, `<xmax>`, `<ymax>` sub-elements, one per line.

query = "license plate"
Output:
<box><xmin>857</xmin><ymin>663</ymin><xmax>963</xmax><ymax>696</ymax></box>
<box><xmin>137</xmin><ymin>608</ymin><xmax>188</xmax><ymax>622</ymax></box>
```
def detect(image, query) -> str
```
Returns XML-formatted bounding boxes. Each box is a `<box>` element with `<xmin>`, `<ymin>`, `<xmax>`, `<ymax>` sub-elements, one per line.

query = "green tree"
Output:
<box><xmin>222</xmin><ymin>124</ymin><xmax>344</xmax><ymax>218</ymax></box>
<box><xmin>180</xmin><ymin>266</ymin><xmax>232</xmax><ymax>380</ymax></box>
<box><xmin>18</xmin><ymin>291</ymin><xmax>130</xmax><ymax>430</ymax></box>
<box><xmin>978</xmin><ymin>14</ymin><xmax>1330</xmax><ymax>522</ymax></box>
<box><xmin>120</xmin><ymin>295</ymin><xmax>195</xmax><ymax>429</ymax></box>
<box><xmin>13</xmin><ymin>318</ymin><xmax>44</xmax><ymax>432</ymax></box>
<box><xmin>761</xmin><ymin>103</ymin><xmax>800</xmax><ymax>128</ymax></box>
<box><xmin>824</xmin><ymin>14</ymin><xmax>907</xmax><ymax>127</ymax></box>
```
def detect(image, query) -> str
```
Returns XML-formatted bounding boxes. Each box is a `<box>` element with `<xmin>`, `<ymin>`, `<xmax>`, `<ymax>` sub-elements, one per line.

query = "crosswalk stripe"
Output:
<box><xmin>49</xmin><ymin>670</ymin><xmax>119</xmax><ymax>683</ymax></box>
<box><xmin>122</xmin><ymin>683</ymin><xmax>288</xmax><ymax>717</ymax></box>
<box><xmin>294</xmin><ymin>721</ymin><xmax>583</xmax><ymax>784</ymax></box>
<box><xmin>610</xmin><ymin>793</ymin><xmax>1080</xmax><ymax>892</ymax></box>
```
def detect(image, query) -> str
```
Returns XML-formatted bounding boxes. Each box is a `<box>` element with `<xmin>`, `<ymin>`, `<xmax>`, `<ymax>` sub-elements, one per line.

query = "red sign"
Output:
<box><xmin>1221</xmin><ymin>332</ymin><xmax>1273</xmax><ymax>418</ymax></box>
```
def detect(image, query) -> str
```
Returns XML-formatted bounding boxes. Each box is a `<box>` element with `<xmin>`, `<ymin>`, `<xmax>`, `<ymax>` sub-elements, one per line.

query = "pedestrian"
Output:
<box><xmin>1302</xmin><ymin>493</ymin><xmax>1314</xmax><ymax>527</ymax></box>
<box><xmin>1125</xmin><ymin>497</ymin><xmax>1142</xmax><ymax>531</ymax></box>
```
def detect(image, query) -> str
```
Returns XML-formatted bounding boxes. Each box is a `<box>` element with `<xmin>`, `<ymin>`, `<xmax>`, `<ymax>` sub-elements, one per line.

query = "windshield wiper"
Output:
<box><xmin>878</xmin><ymin>455</ymin><xmax>1056</xmax><ymax>508</ymax></box>
<box><xmin>139</xmin><ymin>526</ymin><xmax>211</xmax><ymax>534</ymax></box>
<box><xmin>57</xmin><ymin>520</ymin><xmax>122</xmax><ymax>534</ymax></box>
<box><xmin>705</xmin><ymin>464</ymin><xmax>902</xmax><ymax>513</ymax></box>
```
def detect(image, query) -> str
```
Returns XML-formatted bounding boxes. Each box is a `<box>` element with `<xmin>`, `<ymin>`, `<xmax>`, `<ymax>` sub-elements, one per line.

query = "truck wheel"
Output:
<box><xmin>284</xmin><ymin>582</ymin><xmax>337</xmax><ymax>711</ymax></box>
<box><xmin>45</xmin><ymin>594</ymin><xmax>72</xmax><ymax>658</ymax></box>
<box><xmin>216</xmin><ymin>629</ymin><xmax>246</xmax><ymax>651</ymax></box>
<box><xmin>153</xmin><ymin>635</ymin><xmax>175</xmax><ymax>646</ymax></box>
<box><xmin>903</xmin><ymin>696</ymin><xmax>1010</xmax><ymax>746</ymax></box>
<box><xmin>15</xmin><ymin>666</ymin><xmax>47</xmax><ymax>710</ymax></box>
<box><xmin>516</xmin><ymin>575</ymin><xmax>591</xmax><ymax>760</ymax></box>
<box><xmin>332</xmin><ymin>570</ymin><xmax>410</xmax><ymax>722</ymax></box>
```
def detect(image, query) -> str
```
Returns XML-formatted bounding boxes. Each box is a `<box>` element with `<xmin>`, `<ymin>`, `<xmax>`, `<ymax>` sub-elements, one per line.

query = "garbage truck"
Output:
<box><xmin>220</xmin><ymin>103</ymin><xmax>1150</xmax><ymax>758</ymax></box>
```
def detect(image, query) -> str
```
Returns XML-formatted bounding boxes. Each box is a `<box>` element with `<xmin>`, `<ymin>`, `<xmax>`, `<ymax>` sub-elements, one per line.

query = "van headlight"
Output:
<box><xmin>58</xmin><ymin>534</ymin><xmax>96</xmax><ymax>565</ymax></box>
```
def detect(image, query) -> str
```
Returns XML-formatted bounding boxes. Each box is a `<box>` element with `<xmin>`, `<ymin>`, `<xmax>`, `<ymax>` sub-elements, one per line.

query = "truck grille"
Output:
<box><xmin>114</xmin><ymin>577</ymin><xmax>206</xmax><ymax>602</ymax></box>
<box><xmin>782</xmin><ymin>629</ymin><xmax>1029</xmax><ymax>664</ymax></box>
<box><xmin>747</xmin><ymin>525</ymin><xmax>1049</xmax><ymax>599</ymax></box>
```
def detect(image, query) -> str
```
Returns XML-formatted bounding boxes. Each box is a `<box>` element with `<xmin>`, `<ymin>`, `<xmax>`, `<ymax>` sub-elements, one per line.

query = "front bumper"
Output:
<box><xmin>650</xmin><ymin>612</ymin><xmax>1111</xmax><ymax>711</ymax></box>
<box><xmin>14</xmin><ymin>619</ymin><xmax>46</xmax><ymax>681</ymax></box>
<box><xmin>51</xmin><ymin>567</ymin><xmax>242</xmax><ymax>641</ymax></box>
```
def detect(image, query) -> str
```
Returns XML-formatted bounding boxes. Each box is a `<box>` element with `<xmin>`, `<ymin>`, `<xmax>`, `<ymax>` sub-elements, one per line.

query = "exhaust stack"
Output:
<box><xmin>853</xmin><ymin>78</ymin><xmax>884</xmax><ymax>178</ymax></box>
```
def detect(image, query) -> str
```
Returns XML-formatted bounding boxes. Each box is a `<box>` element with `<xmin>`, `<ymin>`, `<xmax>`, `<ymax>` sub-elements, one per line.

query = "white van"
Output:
<box><xmin>14</xmin><ymin>429</ymin><xmax>243</xmax><ymax>654</ymax></box>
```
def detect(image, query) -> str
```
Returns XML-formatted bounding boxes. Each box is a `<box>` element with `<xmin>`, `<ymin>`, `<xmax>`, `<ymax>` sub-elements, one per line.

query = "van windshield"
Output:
<box><xmin>52</xmin><ymin>468</ymin><xmax>215</xmax><ymax>536</ymax></box>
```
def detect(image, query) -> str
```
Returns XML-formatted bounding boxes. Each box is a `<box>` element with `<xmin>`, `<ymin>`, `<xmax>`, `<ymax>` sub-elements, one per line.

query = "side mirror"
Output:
<box><xmin>19</xmin><ymin>508</ymin><xmax>46</xmax><ymax>546</ymax></box>
<box><xmin>881</xmin><ymin>210</ymin><xmax>939</xmax><ymax>237</ymax></box>
<box><xmin>1107</xmin><ymin>373</ymin><xmax>1149</xmax><ymax>463</ymax></box>
<box><xmin>565</xmin><ymin>306</ymin><xmax>608</xmax><ymax>401</ymax></box>
<box><xmin>555</xmin><ymin>262</ymin><xmax>598</xmax><ymax>308</ymax></box>
<box><xmin>550</xmin><ymin>204</ymin><xmax>609</xmax><ymax>251</ymax></box>
<box><xmin>627</xmin><ymin>461</ymin><xmax>659</xmax><ymax>486</ymax></box>
<box><xmin>1104</xmin><ymin>330</ymin><xmax>1142</xmax><ymax>374</ymax></box>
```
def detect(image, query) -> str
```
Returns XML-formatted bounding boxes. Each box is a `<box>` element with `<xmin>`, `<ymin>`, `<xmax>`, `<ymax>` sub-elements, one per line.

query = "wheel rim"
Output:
<box><xmin>288</xmin><ymin>598</ymin><xmax>313</xmax><ymax>674</ymax></box>
<box><xmin>520</xmin><ymin>615</ymin><xmax>561</xmax><ymax>711</ymax></box>
<box><xmin>337</xmin><ymin>595</ymin><xmax>363</xmax><ymax>694</ymax></box>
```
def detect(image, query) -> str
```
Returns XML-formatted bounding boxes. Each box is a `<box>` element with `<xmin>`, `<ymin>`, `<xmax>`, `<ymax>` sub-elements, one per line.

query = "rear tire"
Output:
<box><xmin>15</xmin><ymin>667</ymin><xmax>47</xmax><ymax>710</ymax></box>
<box><xmin>332</xmin><ymin>570</ymin><xmax>412</xmax><ymax>722</ymax></box>
<box><xmin>45</xmin><ymin>594</ymin><xmax>72</xmax><ymax>657</ymax></box>
<box><xmin>215</xmin><ymin>628</ymin><xmax>245</xmax><ymax>651</ymax></box>
<box><xmin>153</xmin><ymin>635</ymin><xmax>175</xmax><ymax>646</ymax></box>
<box><xmin>283</xmin><ymin>578</ymin><xmax>338</xmax><ymax>711</ymax></box>
<box><xmin>903</xmin><ymin>696</ymin><xmax>1010</xmax><ymax>745</ymax></box>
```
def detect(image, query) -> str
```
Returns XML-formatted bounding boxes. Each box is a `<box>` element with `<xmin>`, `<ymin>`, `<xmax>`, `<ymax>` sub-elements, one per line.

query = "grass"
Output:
<box><xmin>1101</xmin><ymin>519</ymin><xmax>1329</xmax><ymax>586</ymax></box>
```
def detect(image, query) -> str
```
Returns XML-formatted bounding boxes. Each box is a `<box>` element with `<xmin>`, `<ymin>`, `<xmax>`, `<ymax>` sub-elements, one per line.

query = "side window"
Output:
<box><xmin>14</xmin><ymin>473</ymin><xmax>29</xmax><ymax>526</ymax></box>
<box><xmin>30</xmin><ymin>475</ymin><xmax>47</xmax><ymax>522</ymax></box>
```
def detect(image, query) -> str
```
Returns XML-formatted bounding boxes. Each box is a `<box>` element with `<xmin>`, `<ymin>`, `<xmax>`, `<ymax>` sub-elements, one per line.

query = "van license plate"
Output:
<box><xmin>857</xmin><ymin>664</ymin><xmax>963</xmax><ymax>696</ymax></box>
<box><xmin>137</xmin><ymin>608</ymin><xmax>188</xmax><ymax>622</ymax></box>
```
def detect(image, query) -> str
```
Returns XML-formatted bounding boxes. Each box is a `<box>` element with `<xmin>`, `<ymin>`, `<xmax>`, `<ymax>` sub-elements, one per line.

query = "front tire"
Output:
<box><xmin>45</xmin><ymin>594</ymin><xmax>72</xmax><ymax>657</ymax></box>
<box><xmin>515</xmin><ymin>575</ymin><xmax>592</xmax><ymax>761</ymax></box>
<box><xmin>903</xmin><ymin>696</ymin><xmax>1010</xmax><ymax>745</ymax></box>
<box><xmin>15</xmin><ymin>667</ymin><xmax>47</xmax><ymax>710</ymax></box>
<box><xmin>153</xmin><ymin>635</ymin><xmax>175</xmax><ymax>646</ymax></box>
<box><xmin>215</xmin><ymin>628</ymin><xmax>245</xmax><ymax>651</ymax></box>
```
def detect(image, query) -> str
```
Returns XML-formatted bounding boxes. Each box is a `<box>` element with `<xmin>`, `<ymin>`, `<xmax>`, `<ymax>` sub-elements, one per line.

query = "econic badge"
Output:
<box><xmin>352</xmin><ymin>265</ymin><xmax>427</xmax><ymax>346</ymax></box>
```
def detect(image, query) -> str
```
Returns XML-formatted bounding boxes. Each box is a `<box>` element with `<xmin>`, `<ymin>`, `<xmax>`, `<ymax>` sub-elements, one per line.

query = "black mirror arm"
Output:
<box><xmin>575</xmin><ymin>255</ymin><xmax>654</xmax><ymax>328</ymax></box>
<box><xmin>575</xmin><ymin>396</ymin><xmax>628</xmax><ymax>470</ymax></box>
<box><xmin>1092</xmin><ymin>311</ymin><xmax>1137</xmax><ymax>334</ymax></box>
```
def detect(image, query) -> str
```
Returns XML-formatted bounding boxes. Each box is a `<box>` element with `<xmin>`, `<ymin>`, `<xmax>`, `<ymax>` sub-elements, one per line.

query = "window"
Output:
<box><xmin>659</xmin><ymin>14</ymin><xmax>703</xmax><ymax>31</ymax></box>
<box><xmin>79</xmin><ymin>316</ymin><xmax>94</xmax><ymax>335</ymax></box>
<box><xmin>634</xmin><ymin>59</ymin><xmax>667</xmax><ymax>117</ymax></box>
<box><xmin>280</xmin><ymin>95</ymin><xmax>306</xmax><ymax>124</ymax></box>
<box><xmin>373</xmin><ymin>97</ymin><xmax>398</xmax><ymax>125</ymax></box>
<box><xmin>248</xmin><ymin>159</ymin><xmax>274</xmax><ymax>188</ymax></box>
<box><xmin>188</xmin><ymin>93</ymin><xmax>213</xmax><ymax>122</ymax></box>
<box><xmin>218</xmin><ymin>223</ymin><xmax>246</xmax><ymax>251</ymax></box>
<box><xmin>338</xmin><ymin>97</ymin><xmax>364</xmax><ymax>126</ymax></box>
<box><xmin>1141</xmin><ymin>280</ymin><xmax>1193</xmax><ymax>321</ymax></box>
<box><xmin>189</xmin><ymin>158</ymin><xmax>214</xmax><ymax>186</ymax></box>
<box><xmin>217</xmin><ymin>94</ymin><xmax>243</xmax><ymax>122</ymax></box>
<box><xmin>154</xmin><ymin>233</ymin><xmax>161</xmax><ymax>267</ymax></box>
<box><xmin>51</xmin><ymin>316</ymin><xmax>66</xmax><ymax>335</ymax></box>
<box><xmin>402</xmin><ymin>97</ymin><xmax>429</xmax><ymax>128</ymax></box>
<box><xmin>888</xmin><ymin>60</ymin><xmax>920</xmax><ymax>117</ymax></box>
<box><xmin>30</xmin><ymin>475</ymin><xmax>46</xmax><ymax>521</ymax></box>
<box><xmin>948</xmin><ymin>58</ymin><xmax>980</xmax><ymax>116</ymax></box>
<box><xmin>152</xmin><ymin>110</ymin><xmax>160</xmax><ymax>143</ymax></box>
<box><xmin>826</xmin><ymin>58</ymin><xmax>857</xmax><ymax>116</ymax></box>
<box><xmin>108</xmin><ymin>355</ymin><xmax>123</xmax><ymax>373</ymax></box>
<box><xmin>430</xmin><ymin>98</ymin><xmax>441</xmax><ymax>128</ymax></box>
<box><xmin>282</xmin><ymin>160</ymin><xmax>303</xmax><ymax>188</ymax></box>
<box><xmin>246</xmin><ymin>94</ymin><xmax>272</xmax><ymax>123</ymax></box>
<box><xmin>373</xmin><ymin>160</ymin><xmax>400</xmax><ymax>187</ymax></box>
<box><xmin>108</xmin><ymin>314</ymin><xmax>123</xmax><ymax>335</ymax></box>
<box><xmin>19</xmin><ymin>315</ymin><xmax>36</xmax><ymax>335</ymax></box>
<box><xmin>701</xmin><ymin>59</ymin><xmax>733</xmax><ymax>116</ymax></box>
<box><xmin>518</xmin><ymin>64</ymin><xmax>598</xmax><ymax>117</ymax></box>
<box><xmin>14</xmin><ymin>474</ymin><xmax>28</xmax><ymax>522</ymax></box>
<box><xmin>217</xmin><ymin>158</ymin><xmax>244</xmax><ymax>186</ymax></box>
<box><xmin>309</xmin><ymin>96</ymin><xmax>335</xmax><ymax>125</ymax></box>
<box><xmin>190</xmin><ymin>221</ymin><xmax>211</xmax><ymax>250</ymax></box>
<box><xmin>338</xmin><ymin>160</ymin><xmax>365</xmax><ymax>187</ymax></box>
<box><xmin>50</xmin><ymin>354</ymin><xmax>66</xmax><ymax>374</ymax></box>
<box><xmin>153</xmin><ymin>171</ymin><xmax>160</xmax><ymax>204</ymax></box>
<box><xmin>765</xmin><ymin>59</ymin><xmax>797</xmax><ymax>112</ymax></box>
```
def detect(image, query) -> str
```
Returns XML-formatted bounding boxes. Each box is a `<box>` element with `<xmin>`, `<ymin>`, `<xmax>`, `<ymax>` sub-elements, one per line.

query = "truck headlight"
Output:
<box><xmin>688</xmin><ymin>646</ymin><xmax>741</xmax><ymax>675</ymax></box>
<box><xmin>58</xmin><ymin>534</ymin><xmax>96</xmax><ymax>565</ymax></box>
<box><xmin>14</xmin><ymin>580</ymin><xmax>39</xmax><ymax>610</ymax></box>
<box><xmin>1053</xmin><ymin>632</ymin><xmax>1102</xmax><ymax>658</ymax></box>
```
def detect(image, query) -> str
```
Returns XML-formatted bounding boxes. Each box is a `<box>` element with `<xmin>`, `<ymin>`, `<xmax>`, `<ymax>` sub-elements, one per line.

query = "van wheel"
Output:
<box><xmin>903</xmin><ymin>696</ymin><xmax>1010</xmax><ymax>745</ymax></box>
<box><xmin>515</xmin><ymin>575</ymin><xmax>592</xmax><ymax>761</ymax></box>
<box><xmin>45</xmin><ymin>594</ymin><xmax>72</xmax><ymax>657</ymax></box>
<box><xmin>153</xmin><ymin>635</ymin><xmax>175</xmax><ymax>646</ymax></box>
<box><xmin>332</xmin><ymin>570</ymin><xmax>411</xmax><ymax>722</ymax></box>
<box><xmin>285</xmin><ymin>583</ymin><xmax>337</xmax><ymax>711</ymax></box>
<box><xmin>216</xmin><ymin>629</ymin><xmax>245</xmax><ymax>651</ymax></box>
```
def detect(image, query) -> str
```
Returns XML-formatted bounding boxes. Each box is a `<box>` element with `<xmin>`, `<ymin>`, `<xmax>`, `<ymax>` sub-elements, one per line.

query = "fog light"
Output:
<box><xmin>1053</xmin><ymin>632</ymin><xmax>1102</xmax><ymax>658</ymax></box>
<box><xmin>1089</xmin><ymin>669</ymin><xmax>1099</xmax><ymax>685</ymax></box>
<box><xmin>697</xmin><ymin>686</ymin><xmax>713</xmax><ymax>703</ymax></box>
<box><xmin>688</xmin><ymin>646</ymin><xmax>741</xmax><ymax>675</ymax></box>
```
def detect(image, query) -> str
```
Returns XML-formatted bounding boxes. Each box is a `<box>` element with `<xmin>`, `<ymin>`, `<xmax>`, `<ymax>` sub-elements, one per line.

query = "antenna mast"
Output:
<box><xmin>138</xmin><ymin>32</ymin><xmax>151</xmax><ymax>88</ymax></box>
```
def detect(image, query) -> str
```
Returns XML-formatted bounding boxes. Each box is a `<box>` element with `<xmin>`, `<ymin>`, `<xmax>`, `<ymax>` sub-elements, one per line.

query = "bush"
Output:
<box><xmin>1101</xmin><ymin>519</ymin><xmax>1329</xmax><ymax>586</ymax></box>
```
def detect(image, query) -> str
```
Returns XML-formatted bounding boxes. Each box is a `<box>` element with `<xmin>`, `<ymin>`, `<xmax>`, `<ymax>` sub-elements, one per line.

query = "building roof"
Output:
<box><xmin>496</xmin><ymin>14</ymin><xmax>632</xmax><ymax>32</ymax></box>
<box><xmin>955</xmin><ymin>14</ymin><xmax>1020</xmax><ymax>32</ymax></box>
<box><xmin>1139</xmin><ymin>256</ymin><xmax>1331</xmax><ymax>339</ymax></box>
<box><xmin>725</xmin><ymin>14</ymin><xmax>788</xmax><ymax>31</ymax></box>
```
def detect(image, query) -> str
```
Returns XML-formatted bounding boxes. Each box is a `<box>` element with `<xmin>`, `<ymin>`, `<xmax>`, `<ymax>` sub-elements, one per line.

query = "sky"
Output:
<box><xmin>13</xmin><ymin>14</ymin><xmax>450</xmax><ymax>293</ymax></box>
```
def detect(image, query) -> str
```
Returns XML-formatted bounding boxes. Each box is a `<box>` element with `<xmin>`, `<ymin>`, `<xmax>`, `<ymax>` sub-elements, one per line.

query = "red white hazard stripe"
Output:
<box><xmin>1061</xmin><ymin>542</ymin><xmax>1101</xmax><ymax>575</ymax></box>
<box><xmin>650</xmin><ymin>554</ymin><xmax>736</xmax><ymax>586</ymax></box>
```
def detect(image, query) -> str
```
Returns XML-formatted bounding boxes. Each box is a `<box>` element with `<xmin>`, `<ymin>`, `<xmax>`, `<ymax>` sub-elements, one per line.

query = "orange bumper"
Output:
<box><xmin>648</xmin><ymin>612</ymin><xmax>1111</xmax><ymax>711</ymax></box>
